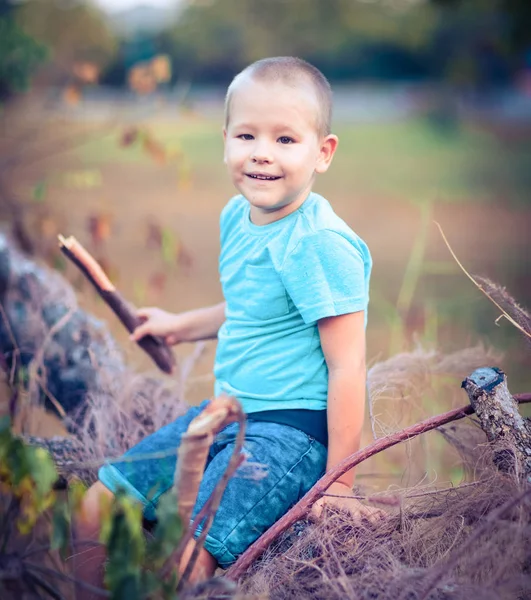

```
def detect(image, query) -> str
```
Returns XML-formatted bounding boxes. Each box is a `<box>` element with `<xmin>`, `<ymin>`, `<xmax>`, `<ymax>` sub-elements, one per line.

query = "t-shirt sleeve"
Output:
<box><xmin>219</xmin><ymin>196</ymin><xmax>239</xmax><ymax>246</ymax></box>
<box><xmin>280</xmin><ymin>229</ymin><xmax>369</xmax><ymax>324</ymax></box>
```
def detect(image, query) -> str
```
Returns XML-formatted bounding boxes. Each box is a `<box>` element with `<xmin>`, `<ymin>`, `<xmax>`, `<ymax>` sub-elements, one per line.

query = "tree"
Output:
<box><xmin>0</xmin><ymin>2</ymin><xmax>47</xmax><ymax>101</ymax></box>
<box><xmin>15</xmin><ymin>0</ymin><xmax>117</xmax><ymax>78</ymax></box>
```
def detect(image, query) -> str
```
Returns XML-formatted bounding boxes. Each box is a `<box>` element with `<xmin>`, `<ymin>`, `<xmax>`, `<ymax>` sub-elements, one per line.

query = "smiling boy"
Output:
<box><xmin>74</xmin><ymin>57</ymin><xmax>374</xmax><ymax>593</ymax></box>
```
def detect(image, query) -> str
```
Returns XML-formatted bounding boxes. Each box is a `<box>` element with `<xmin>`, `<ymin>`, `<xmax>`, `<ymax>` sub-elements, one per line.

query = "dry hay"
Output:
<box><xmin>2</xmin><ymin>234</ymin><xmax>530</xmax><ymax>599</ymax></box>
<box><xmin>229</xmin><ymin>433</ymin><xmax>531</xmax><ymax>600</ymax></box>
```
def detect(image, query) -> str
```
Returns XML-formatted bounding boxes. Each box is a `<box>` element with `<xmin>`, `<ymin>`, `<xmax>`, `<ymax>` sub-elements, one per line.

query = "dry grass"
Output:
<box><xmin>367</xmin><ymin>345</ymin><xmax>502</xmax><ymax>438</ymax></box>
<box><xmin>231</xmin><ymin>434</ymin><xmax>531</xmax><ymax>600</ymax></box>
<box><xmin>2</xmin><ymin>233</ymin><xmax>531</xmax><ymax>600</ymax></box>
<box><xmin>0</xmin><ymin>230</ymin><xmax>190</xmax><ymax>485</ymax></box>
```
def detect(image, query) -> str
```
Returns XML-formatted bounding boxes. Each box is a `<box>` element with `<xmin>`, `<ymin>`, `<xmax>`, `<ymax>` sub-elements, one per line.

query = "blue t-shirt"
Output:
<box><xmin>214</xmin><ymin>192</ymin><xmax>372</xmax><ymax>414</ymax></box>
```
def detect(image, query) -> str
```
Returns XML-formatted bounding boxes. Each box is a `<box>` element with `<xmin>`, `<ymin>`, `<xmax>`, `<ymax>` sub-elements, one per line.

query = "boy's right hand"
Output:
<box><xmin>130</xmin><ymin>307</ymin><xmax>184</xmax><ymax>346</ymax></box>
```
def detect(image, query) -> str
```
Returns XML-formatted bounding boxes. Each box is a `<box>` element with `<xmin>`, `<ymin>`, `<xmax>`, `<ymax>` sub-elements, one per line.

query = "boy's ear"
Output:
<box><xmin>315</xmin><ymin>134</ymin><xmax>338</xmax><ymax>174</ymax></box>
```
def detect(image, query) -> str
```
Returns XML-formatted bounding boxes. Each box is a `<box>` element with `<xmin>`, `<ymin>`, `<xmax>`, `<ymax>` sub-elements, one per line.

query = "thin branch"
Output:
<box><xmin>24</xmin><ymin>570</ymin><xmax>66</xmax><ymax>600</ymax></box>
<box><xmin>58</xmin><ymin>235</ymin><xmax>175</xmax><ymax>374</ymax></box>
<box><xmin>435</xmin><ymin>221</ymin><xmax>531</xmax><ymax>340</ymax></box>
<box><xmin>177</xmin><ymin>411</ymin><xmax>247</xmax><ymax>590</ymax></box>
<box><xmin>22</xmin><ymin>572</ymin><xmax>47</xmax><ymax>600</ymax></box>
<box><xmin>0</xmin><ymin>302</ymin><xmax>20</xmax><ymax>386</ymax></box>
<box><xmin>225</xmin><ymin>395</ymin><xmax>531</xmax><ymax>580</ymax></box>
<box><xmin>160</xmin><ymin>482</ymin><xmax>218</xmax><ymax>580</ymax></box>
<box><xmin>23</xmin><ymin>540</ymin><xmax>103</xmax><ymax>560</ymax></box>
<box><xmin>0</xmin><ymin>495</ymin><xmax>20</xmax><ymax>552</ymax></box>
<box><xmin>27</xmin><ymin>563</ymin><xmax>111</xmax><ymax>598</ymax></box>
<box><xmin>322</xmin><ymin>480</ymin><xmax>484</xmax><ymax>503</ymax></box>
<box><xmin>27</xmin><ymin>307</ymin><xmax>77</xmax><ymax>420</ymax></box>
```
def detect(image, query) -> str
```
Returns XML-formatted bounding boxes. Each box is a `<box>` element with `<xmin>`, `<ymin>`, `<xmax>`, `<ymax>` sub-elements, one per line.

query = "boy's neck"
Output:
<box><xmin>249</xmin><ymin>191</ymin><xmax>313</xmax><ymax>226</ymax></box>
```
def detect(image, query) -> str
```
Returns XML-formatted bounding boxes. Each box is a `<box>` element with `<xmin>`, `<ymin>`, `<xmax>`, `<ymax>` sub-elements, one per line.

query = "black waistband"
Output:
<box><xmin>246</xmin><ymin>409</ymin><xmax>328</xmax><ymax>447</ymax></box>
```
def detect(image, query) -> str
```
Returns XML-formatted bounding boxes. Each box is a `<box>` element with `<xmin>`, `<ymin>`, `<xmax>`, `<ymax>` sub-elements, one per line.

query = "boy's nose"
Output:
<box><xmin>250</xmin><ymin>142</ymin><xmax>273</xmax><ymax>163</ymax></box>
<box><xmin>251</xmin><ymin>153</ymin><xmax>271</xmax><ymax>164</ymax></box>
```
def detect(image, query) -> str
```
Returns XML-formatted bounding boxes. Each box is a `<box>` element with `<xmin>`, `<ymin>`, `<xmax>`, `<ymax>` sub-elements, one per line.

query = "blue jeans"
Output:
<box><xmin>98</xmin><ymin>400</ymin><xmax>327</xmax><ymax>568</ymax></box>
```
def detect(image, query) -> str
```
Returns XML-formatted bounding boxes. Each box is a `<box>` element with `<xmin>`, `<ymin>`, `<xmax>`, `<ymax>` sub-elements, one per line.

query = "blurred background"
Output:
<box><xmin>1</xmin><ymin>0</ymin><xmax>530</xmax><ymax>488</ymax></box>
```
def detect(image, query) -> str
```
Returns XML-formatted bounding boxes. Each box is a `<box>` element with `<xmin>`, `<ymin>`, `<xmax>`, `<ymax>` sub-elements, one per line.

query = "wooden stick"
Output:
<box><xmin>225</xmin><ymin>392</ymin><xmax>531</xmax><ymax>580</ymax></box>
<box><xmin>462</xmin><ymin>367</ymin><xmax>531</xmax><ymax>477</ymax></box>
<box><xmin>58</xmin><ymin>235</ymin><xmax>175</xmax><ymax>374</ymax></box>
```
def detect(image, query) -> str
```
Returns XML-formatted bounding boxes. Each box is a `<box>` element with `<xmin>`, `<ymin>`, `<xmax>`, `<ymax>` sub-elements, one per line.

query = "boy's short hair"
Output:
<box><xmin>225</xmin><ymin>57</ymin><xmax>333</xmax><ymax>137</ymax></box>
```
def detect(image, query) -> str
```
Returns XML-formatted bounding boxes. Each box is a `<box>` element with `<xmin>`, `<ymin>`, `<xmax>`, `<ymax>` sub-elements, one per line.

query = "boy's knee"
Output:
<box><xmin>77</xmin><ymin>481</ymin><xmax>114</xmax><ymax>533</ymax></box>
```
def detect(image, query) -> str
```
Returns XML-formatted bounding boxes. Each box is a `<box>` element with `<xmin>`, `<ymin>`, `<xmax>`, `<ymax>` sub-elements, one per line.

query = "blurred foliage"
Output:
<box><xmin>15</xmin><ymin>0</ymin><xmax>117</xmax><ymax>73</ymax></box>
<box><xmin>0</xmin><ymin>415</ymin><xmax>57</xmax><ymax>534</ymax></box>
<box><xmin>0</xmin><ymin>10</ymin><xmax>47</xmax><ymax>100</ymax></box>
<box><xmin>138</xmin><ymin>0</ymin><xmax>531</xmax><ymax>86</ymax></box>
<box><xmin>155</xmin><ymin>0</ymin><xmax>438</xmax><ymax>83</ymax></box>
<box><xmin>2</xmin><ymin>0</ymin><xmax>530</xmax><ymax>96</ymax></box>
<box><xmin>0</xmin><ymin>416</ymin><xmax>183</xmax><ymax>599</ymax></box>
<box><xmin>0</xmin><ymin>0</ymin><xmax>116</xmax><ymax>102</ymax></box>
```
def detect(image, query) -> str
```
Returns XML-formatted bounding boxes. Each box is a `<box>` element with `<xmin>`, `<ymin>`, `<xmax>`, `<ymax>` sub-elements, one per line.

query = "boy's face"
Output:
<box><xmin>223</xmin><ymin>78</ymin><xmax>338</xmax><ymax>225</ymax></box>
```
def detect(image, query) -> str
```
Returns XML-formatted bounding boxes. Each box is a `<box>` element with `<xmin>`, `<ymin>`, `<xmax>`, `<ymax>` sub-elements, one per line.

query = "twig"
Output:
<box><xmin>27</xmin><ymin>307</ymin><xmax>76</xmax><ymax>421</ymax></box>
<box><xmin>23</xmin><ymin>540</ymin><xmax>103</xmax><ymax>559</ymax></box>
<box><xmin>24</xmin><ymin>570</ymin><xmax>66</xmax><ymax>600</ymax></box>
<box><xmin>27</xmin><ymin>563</ymin><xmax>111</xmax><ymax>597</ymax></box>
<box><xmin>225</xmin><ymin>395</ymin><xmax>531</xmax><ymax>580</ymax></box>
<box><xmin>177</xmin><ymin>411</ymin><xmax>247</xmax><ymax>590</ymax></box>
<box><xmin>58</xmin><ymin>235</ymin><xmax>175</xmax><ymax>374</ymax></box>
<box><xmin>161</xmin><ymin>482</ymin><xmax>219</xmax><ymax>579</ymax></box>
<box><xmin>0</xmin><ymin>495</ymin><xmax>20</xmax><ymax>552</ymax></box>
<box><xmin>322</xmin><ymin>480</ymin><xmax>483</xmax><ymax>503</ymax></box>
<box><xmin>22</xmin><ymin>572</ymin><xmax>47</xmax><ymax>600</ymax></box>
<box><xmin>0</xmin><ymin>302</ymin><xmax>20</xmax><ymax>386</ymax></box>
<box><xmin>435</xmin><ymin>221</ymin><xmax>531</xmax><ymax>340</ymax></box>
<box><xmin>367</xmin><ymin>394</ymin><xmax>378</xmax><ymax>441</ymax></box>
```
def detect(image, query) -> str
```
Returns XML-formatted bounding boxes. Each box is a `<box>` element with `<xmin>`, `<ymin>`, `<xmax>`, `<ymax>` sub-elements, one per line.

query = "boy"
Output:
<box><xmin>74</xmin><ymin>56</ymin><xmax>374</xmax><ymax>591</ymax></box>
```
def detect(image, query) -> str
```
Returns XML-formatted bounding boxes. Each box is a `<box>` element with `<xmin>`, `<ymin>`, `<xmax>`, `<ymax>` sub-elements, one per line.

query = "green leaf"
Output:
<box><xmin>161</xmin><ymin>228</ymin><xmax>177</xmax><ymax>265</ymax></box>
<box><xmin>28</xmin><ymin>447</ymin><xmax>58</xmax><ymax>496</ymax></box>
<box><xmin>146</xmin><ymin>490</ymin><xmax>182</xmax><ymax>567</ymax></box>
<box><xmin>32</xmin><ymin>181</ymin><xmax>47</xmax><ymax>202</ymax></box>
<box><xmin>0</xmin><ymin>415</ymin><xmax>11</xmax><ymax>432</ymax></box>
<box><xmin>103</xmin><ymin>490</ymin><xmax>146</xmax><ymax>596</ymax></box>
<box><xmin>110</xmin><ymin>572</ymin><xmax>142</xmax><ymax>600</ymax></box>
<box><xmin>51</xmin><ymin>501</ymin><xmax>71</xmax><ymax>560</ymax></box>
<box><xmin>160</xmin><ymin>573</ymin><xmax>179</xmax><ymax>600</ymax></box>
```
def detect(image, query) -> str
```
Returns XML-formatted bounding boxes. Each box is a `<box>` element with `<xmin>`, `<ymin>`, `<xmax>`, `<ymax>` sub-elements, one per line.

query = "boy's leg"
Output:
<box><xmin>191</xmin><ymin>420</ymin><xmax>328</xmax><ymax>569</ymax></box>
<box><xmin>73</xmin><ymin>482</ymin><xmax>218</xmax><ymax>598</ymax></box>
<box><xmin>179</xmin><ymin>538</ymin><xmax>218</xmax><ymax>583</ymax></box>
<box><xmin>72</xmin><ymin>481</ymin><xmax>114</xmax><ymax>600</ymax></box>
<box><xmin>72</xmin><ymin>400</ymin><xmax>215</xmax><ymax>597</ymax></box>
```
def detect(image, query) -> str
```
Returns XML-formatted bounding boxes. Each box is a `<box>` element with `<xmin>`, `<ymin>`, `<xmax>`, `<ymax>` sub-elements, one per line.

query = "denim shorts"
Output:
<box><xmin>98</xmin><ymin>400</ymin><xmax>327</xmax><ymax>568</ymax></box>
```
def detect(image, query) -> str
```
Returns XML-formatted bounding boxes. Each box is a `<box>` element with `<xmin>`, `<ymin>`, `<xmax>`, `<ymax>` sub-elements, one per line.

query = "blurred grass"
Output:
<box><xmin>79</xmin><ymin>116</ymin><xmax>531</xmax><ymax>206</ymax></box>
<box><xmin>76</xmin><ymin>113</ymin><xmax>530</xmax><ymax>385</ymax></box>
<box><xmin>61</xmin><ymin>112</ymin><xmax>531</xmax><ymax>488</ymax></box>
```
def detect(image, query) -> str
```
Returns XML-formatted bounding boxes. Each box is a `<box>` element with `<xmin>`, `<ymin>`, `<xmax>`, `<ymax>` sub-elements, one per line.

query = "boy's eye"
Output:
<box><xmin>278</xmin><ymin>136</ymin><xmax>294</xmax><ymax>144</ymax></box>
<box><xmin>237</xmin><ymin>134</ymin><xmax>254</xmax><ymax>140</ymax></box>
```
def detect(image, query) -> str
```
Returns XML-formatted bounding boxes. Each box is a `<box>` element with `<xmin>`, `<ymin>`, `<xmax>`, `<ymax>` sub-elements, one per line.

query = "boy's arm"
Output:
<box><xmin>131</xmin><ymin>302</ymin><xmax>226</xmax><ymax>344</ymax></box>
<box><xmin>313</xmin><ymin>311</ymin><xmax>383</xmax><ymax>521</ymax></box>
<box><xmin>319</xmin><ymin>310</ymin><xmax>366</xmax><ymax>487</ymax></box>
<box><xmin>175</xmin><ymin>302</ymin><xmax>227</xmax><ymax>342</ymax></box>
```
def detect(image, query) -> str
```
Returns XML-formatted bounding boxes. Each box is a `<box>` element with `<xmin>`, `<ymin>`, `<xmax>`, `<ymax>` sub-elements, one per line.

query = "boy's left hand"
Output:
<box><xmin>311</xmin><ymin>481</ymin><xmax>386</xmax><ymax>524</ymax></box>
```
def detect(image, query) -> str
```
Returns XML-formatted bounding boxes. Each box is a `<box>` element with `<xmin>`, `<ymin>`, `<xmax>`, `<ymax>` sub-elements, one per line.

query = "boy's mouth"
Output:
<box><xmin>246</xmin><ymin>173</ymin><xmax>281</xmax><ymax>181</ymax></box>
